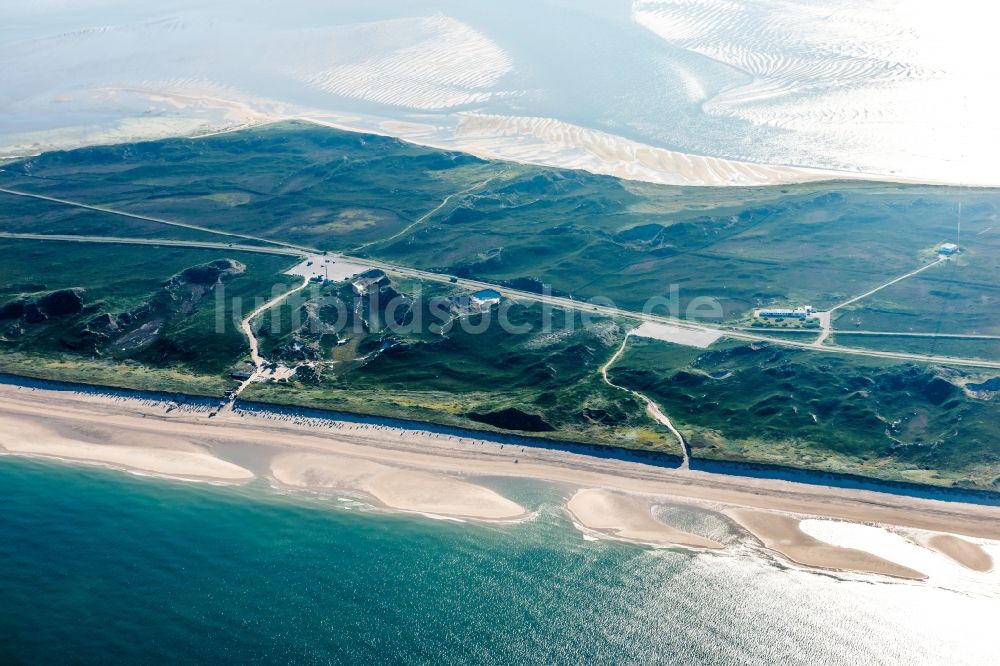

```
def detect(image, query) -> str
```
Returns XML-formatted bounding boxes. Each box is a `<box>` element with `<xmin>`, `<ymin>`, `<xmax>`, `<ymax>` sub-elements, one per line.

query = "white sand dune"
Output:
<box><xmin>922</xmin><ymin>534</ymin><xmax>994</xmax><ymax>573</ymax></box>
<box><xmin>800</xmin><ymin>520</ymin><xmax>999</xmax><ymax>587</ymax></box>
<box><xmin>729</xmin><ymin>509</ymin><xmax>926</xmax><ymax>580</ymax></box>
<box><xmin>3</xmin><ymin>382</ymin><xmax>999</xmax><ymax>541</ymax></box>
<box><xmin>2</xmin><ymin>382</ymin><xmax>1000</xmax><ymax>587</ymax></box>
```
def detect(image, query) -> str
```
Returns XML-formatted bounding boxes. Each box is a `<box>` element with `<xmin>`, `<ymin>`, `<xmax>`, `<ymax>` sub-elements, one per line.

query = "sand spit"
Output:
<box><xmin>451</xmin><ymin>113</ymin><xmax>848</xmax><ymax>187</ymax></box>
<box><xmin>923</xmin><ymin>535</ymin><xmax>994</xmax><ymax>573</ymax></box>
<box><xmin>2</xmin><ymin>382</ymin><xmax>1000</xmax><ymax>574</ymax></box>
<box><xmin>567</xmin><ymin>488</ymin><xmax>722</xmax><ymax>549</ymax></box>
<box><xmin>0</xmin><ymin>413</ymin><xmax>253</xmax><ymax>483</ymax></box>
<box><xmin>728</xmin><ymin>509</ymin><xmax>926</xmax><ymax>580</ymax></box>
<box><xmin>271</xmin><ymin>452</ymin><xmax>525</xmax><ymax>521</ymax></box>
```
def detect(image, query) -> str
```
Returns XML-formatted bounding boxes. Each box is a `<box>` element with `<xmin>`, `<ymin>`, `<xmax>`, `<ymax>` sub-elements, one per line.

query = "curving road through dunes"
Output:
<box><xmin>2</xmin><ymin>188</ymin><xmax>998</xmax><ymax>371</ymax></box>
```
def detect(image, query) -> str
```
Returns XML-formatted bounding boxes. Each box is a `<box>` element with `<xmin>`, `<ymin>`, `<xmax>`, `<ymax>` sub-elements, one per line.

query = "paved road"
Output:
<box><xmin>0</xmin><ymin>187</ymin><xmax>312</xmax><ymax>252</ymax></box>
<box><xmin>3</xmin><ymin>194</ymin><xmax>998</xmax><ymax>370</ymax></box>
<box><xmin>741</xmin><ymin>327</ymin><xmax>1000</xmax><ymax>340</ymax></box>
<box><xmin>357</xmin><ymin>257</ymin><xmax>1000</xmax><ymax>369</ymax></box>
<box><xmin>0</xmin><ymin>232</ymin><xmax>303</xmax><ymax>256</ymax></box>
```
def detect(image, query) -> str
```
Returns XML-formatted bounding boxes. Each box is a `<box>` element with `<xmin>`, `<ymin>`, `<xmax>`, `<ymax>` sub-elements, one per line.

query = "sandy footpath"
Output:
<box><xmin>727</xmin><ymin>509</ymin><xmax>927</xmax><ymax>580</ymax></box>
<box><xmin>271</xmin><ymin>451</ymin><xmax>525</xmax><ymax>520</ymax></box>
<box><xmin>1</xmin><ymin>383</ymin><xmax>999</xmax><ymax>581</ymax></box>
<box><xmin>567</xmin><ymin>488</ymin><xmax>722</xmax><ymax>549</ymax></box>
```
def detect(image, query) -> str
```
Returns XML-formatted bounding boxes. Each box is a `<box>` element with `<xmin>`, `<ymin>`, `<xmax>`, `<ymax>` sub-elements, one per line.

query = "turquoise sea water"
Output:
<box><xmin>0</xmin><ymin>458</ymin><xmax>996</xmax><ymax>665</ymax></box>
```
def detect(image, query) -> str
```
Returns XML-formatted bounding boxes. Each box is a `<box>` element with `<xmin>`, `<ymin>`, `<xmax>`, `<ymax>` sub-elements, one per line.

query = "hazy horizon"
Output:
<box><xmin>2</xmin><ymin>0</ymin><xmax>998</xmax><ymax>186</ymax></box>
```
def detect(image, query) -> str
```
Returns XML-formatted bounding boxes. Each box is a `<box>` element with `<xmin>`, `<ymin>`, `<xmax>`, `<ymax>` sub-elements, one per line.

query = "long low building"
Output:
<box><xmin>757</xmin><ymin>305</ymin><xmax>815</xmax><ymax>319</ymax></box>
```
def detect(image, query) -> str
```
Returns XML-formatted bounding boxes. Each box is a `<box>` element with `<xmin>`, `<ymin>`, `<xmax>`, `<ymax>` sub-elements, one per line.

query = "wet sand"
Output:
<box><xmin>727</xmin><ymin>509</ymin><xmax>926</xmax><ymax>580</ymax></box>
<box><xmin>567</xmin><ymin>488</ymin><xmax>722</xmax><ymax>549</ymax></box>
<box><xmin>1</xmin><ymin>382</ymin><xmax>999</xmax><ymax>580</ymax></box>
<box><xmin>271</xmin><ymin>451</ymin><xmax>526</xmax><ymax>521</ymax></box>
<box><xmin>924</xmin><ymin>534</ymin><xmax>994</xmax><ymax>572</ymax></box>
<box><xmin>0</xmin><ymin>410</ymin><xmax>253</xmax><ymax>482</ymax></box>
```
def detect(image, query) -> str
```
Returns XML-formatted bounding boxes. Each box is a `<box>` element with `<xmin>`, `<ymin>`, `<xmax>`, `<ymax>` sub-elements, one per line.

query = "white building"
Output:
<box><xmin>757</xmin><ymin>305</ymin><xmax>815</xmax><ymax>319</ymax></box>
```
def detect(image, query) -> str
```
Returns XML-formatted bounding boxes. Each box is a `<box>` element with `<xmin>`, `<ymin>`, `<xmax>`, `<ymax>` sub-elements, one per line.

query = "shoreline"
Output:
<box><xmin>4</xmin><ymin>372</ymin><xmax>997</xmax><ymax>507</ymax></box>
<box><xmin>0</xmin><ymin>380</ymin><xmax>997</xmax><ymax>581</ymax></box>
<box><xmin>727</xmin><ymin>509</ymin><xmax>927</xmax><ymax>581</ymax></box>
<box><xmin>269</xmin><ymin>451</ymin><xmax>528</xmax><ymax>522</ymax></box>
<box><xmin>566</xmin><ymin>488</ymin><xmax>723</xmax><ymax>550</ymax></box>
<box><xmin>4</xmin><ymin>113</ymin><xmax>997</xmax><ymax>190</ymax></box>
<box><xmin>0</xmin><ymin>450</ymin><xmax>253</xmax><ymax>487</ymax></box>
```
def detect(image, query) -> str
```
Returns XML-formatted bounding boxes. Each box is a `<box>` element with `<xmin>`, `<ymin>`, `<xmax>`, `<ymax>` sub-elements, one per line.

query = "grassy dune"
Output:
<box><xmin>610</xmin><ymin>337</ymin><xmax>1000</xmax><ymax>488</ymax></box>
<box><xmin>245</xmin><ymin>277</ymin><xmax>682</xmax><ymax>455</ymax></box>
<box><xmin>3</xmin><ymin>122</ymin><xmax>997</xmax><ymax>323</ymax></box>
<box><xmin>0</xmin><ymin>239</ymin><xmax>298</xmax><ymax>380</ymax></box>
<box><xmin>1</xmin><ymin>123</ymin><xmax>998</xmax><ymax>486</ymax></box>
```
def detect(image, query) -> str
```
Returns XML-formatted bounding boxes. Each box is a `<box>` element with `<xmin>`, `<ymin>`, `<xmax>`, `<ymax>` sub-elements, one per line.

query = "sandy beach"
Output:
<box><xmin>271</xmin><ymin>451</ymin><xmax>526</xmax><ymax>521</ymax></box>
<box><xmin>727</xmin><ymin>509</ymin><xmax>926</xmax><ymax>580</ymax></box>
<box><xmin>923</xmin><ymin>534</ymin><xmax>994</xmax><ymax>573</ymax></box>
<box><xmin>567</xmin><ymin>488</ymin><xmax>722</xmax><ymax>549</ymax></box>
<box><xmin>1</xmin><ymin>382</ymin><xmax>999</xmax><ymax>581</ymax></box>
<box><xmin>449</xmin><ymin>113</ymin><xmax>850</xmax><ymax>187</ymax></box>
<box><xmin>0</xmin><ymin>410</ymin><xmax>253</xmax><ymax>483</ymax></box>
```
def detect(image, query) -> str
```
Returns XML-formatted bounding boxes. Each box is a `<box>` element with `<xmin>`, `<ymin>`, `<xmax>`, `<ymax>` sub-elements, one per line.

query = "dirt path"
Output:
<box><xmin>351</xmin><ymin>171</ymin><xmax>507</xmax><ymax>253</ymax></box>
<box><xmin>227</xmin><ymin>276</ymin><xmax>310</xmax><ymax>405</ymax></box>
<box><xmin>599</xmin><ymin>331</ymin><xmax>691</xmax><ymax>467</ymax></box>
<box><xmin>831</xmin><ymin>258</ymin><xmax>946</xmax><ymax>313</ymax></box>
<box><xmin>813</xmin><ymin>258</ymin><xmax>945</xmax><ymax>347</ymax></box>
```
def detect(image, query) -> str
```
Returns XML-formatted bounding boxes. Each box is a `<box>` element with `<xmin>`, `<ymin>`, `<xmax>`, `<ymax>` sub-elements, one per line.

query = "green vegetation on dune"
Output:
<box><xmin>369</xmin><ymin>179</ymin><xmax>979</xmax><ymax>317</ymax></box>
<box><xmin>0</xmin><ymin>353</ymin><xmax>233</xmax><ymax>396</ymax></box>
<box><xmin>0</xmin><ymin>191</ymin><xmax>240</xmax><ymax>243</ymax></box>
<box><xmin>242</xmin><ymin>274</ymin><xmax>680</xmax><ymax>454</ymax></box>
<box><xmin>610</xmin><ymin>337</ymin><xmax>1000</xmax><ymax>488</ymax></box>
<box><xmin>0</xmin><ymin>239</ymin><xmax>298</xmax><ymax>382</ymax></box>
<box><xmin>1</xmin><ymin>122</ymin><xmax>998</xmax><ymax>487</ymax></box>
<box><xmin>0</xmin><ymin>232</ymin><xmax>680</xmax><ymax>452</ymax></box>
<box><xmin>0</xmin><ymin>121</ymin><xmax>499</xmax><ymax>250</ymax></box>
<box><xmin>832</xmin><ymin>247</ymin><xmax>1000</xmax><ymax>336</ymax></box>
<box><xmin>3</xmin><ymin>122</ymin><xmax>996</xmax><ymax>324</ymax></box>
